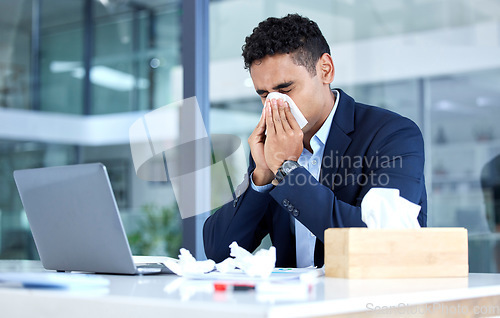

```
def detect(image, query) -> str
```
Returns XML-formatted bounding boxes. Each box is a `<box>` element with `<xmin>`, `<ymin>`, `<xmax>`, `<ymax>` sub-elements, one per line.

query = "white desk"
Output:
<box><xmin>1</xmin><ymin>260</ymin><xmax>500</xmax><ymax>318</ymax></box>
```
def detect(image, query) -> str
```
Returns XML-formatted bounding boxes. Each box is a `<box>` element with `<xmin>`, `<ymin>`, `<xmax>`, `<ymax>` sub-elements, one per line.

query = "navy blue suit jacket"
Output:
<box><xmin>203</xmin><ymin>89</ymin><xmax>427</xmax><ymax>267</ymax></box>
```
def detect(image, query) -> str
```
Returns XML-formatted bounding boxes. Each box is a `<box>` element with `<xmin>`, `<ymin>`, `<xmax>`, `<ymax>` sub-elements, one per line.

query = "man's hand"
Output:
<box><xmin>248</xmin><ymin>104</ymin><xmax>275</xmax><ymax>186</ymax></box>
<box><xmin>264</xmin><ymin>98</ymin><xmax>304</xmax><ymax>174</ymax></box>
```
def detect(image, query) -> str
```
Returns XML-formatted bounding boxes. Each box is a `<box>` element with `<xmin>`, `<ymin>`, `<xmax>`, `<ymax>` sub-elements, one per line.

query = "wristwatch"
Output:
<box><xmin>272</xmin><ymin>160</ymin><xmax>301</xmax><ymax>186</ymax></box>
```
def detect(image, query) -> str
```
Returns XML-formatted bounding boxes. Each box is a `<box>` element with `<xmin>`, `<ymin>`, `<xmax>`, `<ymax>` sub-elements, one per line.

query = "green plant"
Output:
<box><xmin>128</xmin><ymin>204</ymin><xmax>182</xmax><ymax>257</ymax></box>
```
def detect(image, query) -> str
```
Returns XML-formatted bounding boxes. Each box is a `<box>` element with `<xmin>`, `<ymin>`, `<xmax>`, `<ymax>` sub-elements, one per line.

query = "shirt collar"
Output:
<box><xmin>313</xmin><ymin>89</ymin><xmax>340</xmax><ymax>146</ymax></box>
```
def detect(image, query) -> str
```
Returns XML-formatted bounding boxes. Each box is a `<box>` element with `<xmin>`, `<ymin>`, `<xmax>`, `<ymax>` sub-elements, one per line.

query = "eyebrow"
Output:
<box><xmin>256</xmin><ymin>81</ymin><xmax>294</xmax><ymax>96</ymax></box>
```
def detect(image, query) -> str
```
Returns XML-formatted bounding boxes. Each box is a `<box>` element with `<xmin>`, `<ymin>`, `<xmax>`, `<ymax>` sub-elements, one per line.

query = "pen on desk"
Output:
<box><xmin>213</xmin><ymin>282</ymin><xmax>255</xmax><ymax>292</ymax></box>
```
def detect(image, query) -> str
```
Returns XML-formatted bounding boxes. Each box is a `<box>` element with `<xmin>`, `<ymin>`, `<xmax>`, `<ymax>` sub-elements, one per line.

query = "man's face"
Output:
<box><xmin>249</xmin><ymin>53</ymin><xmax>326</xmax><ymax>134</ymax></box>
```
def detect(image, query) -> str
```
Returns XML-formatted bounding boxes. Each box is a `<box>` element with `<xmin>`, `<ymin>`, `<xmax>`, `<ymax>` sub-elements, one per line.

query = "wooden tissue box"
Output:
<box><xmin>324</xmin><ymin>228</ymin><xmax>468</xmax><ymax>279</ymax></box>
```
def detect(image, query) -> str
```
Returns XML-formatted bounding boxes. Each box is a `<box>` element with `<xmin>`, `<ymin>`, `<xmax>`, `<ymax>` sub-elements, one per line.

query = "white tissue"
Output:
<box><xmin>266</xmin><ymin>92</ymin><xmax>308</xmax><ymax>129</ymax></box>
<box><xmin>215</xmin><ymin>257</ymin><xmax>237</xmax><ymax>274</ymax></box>
<box><xmin>228</xmin><ymin>242</ymin><xmax>276</xmax><ymax>278</ymax></box>
<box><xmin>165</xmin><ymin>248</ymin><xmax>215</xmax><ymax>276</ymax></box>
<box><xmin>361</xmin><ymin>188</ymin><xmax>421</xmax><ymax>229</ymax></box>
<box><xmin>165</xmin><ymin>243</ymin><xmax>276</xmax><ymax>278</ymax></box>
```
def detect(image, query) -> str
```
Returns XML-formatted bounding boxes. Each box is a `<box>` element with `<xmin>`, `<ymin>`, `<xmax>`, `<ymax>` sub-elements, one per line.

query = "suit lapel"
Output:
<box><xmin>320</xmin><ymin>89</ymin><xmax>355</xmax><ymax>190</ymax></box>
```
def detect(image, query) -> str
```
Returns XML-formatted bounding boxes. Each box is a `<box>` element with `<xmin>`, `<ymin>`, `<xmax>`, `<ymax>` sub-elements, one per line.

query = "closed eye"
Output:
<box><xmin>260</xmin><ymin>89</ymin><xmax>292</xmax><ymax>101</ymax></box>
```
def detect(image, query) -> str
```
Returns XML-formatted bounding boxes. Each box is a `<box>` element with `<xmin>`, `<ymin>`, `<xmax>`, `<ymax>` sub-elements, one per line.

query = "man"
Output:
<box><xmin>203</xmin><ymin>14</ymin><xmax>427</xmax><ymax>267</ymax></box>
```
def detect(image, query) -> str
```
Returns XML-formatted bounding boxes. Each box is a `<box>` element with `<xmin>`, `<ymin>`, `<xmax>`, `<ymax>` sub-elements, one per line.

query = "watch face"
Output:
<box><xmin>283</xmin><ymin>161</ymin><xmax>299</xmax><ymax>174</ymax></box>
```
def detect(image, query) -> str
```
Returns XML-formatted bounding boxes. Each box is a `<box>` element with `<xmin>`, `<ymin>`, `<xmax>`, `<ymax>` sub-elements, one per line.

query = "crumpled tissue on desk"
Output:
<box><xmin>224</xmin><ymin>241</ymin><xmax>276</xmax><ymax>278</ymax></box>
<box><xmin>163</xmin><ymin>248</ymin><xmax>215</xmax><ymax>276</ymax></box>
<box><xmin>164</xmin><ymin>242</ymin><xmax>277</xmax><ymax>279</ymax></box>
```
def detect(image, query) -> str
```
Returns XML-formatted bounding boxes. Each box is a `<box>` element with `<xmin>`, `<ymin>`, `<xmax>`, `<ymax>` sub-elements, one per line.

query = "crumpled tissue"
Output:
<box><xmin>164</xmin><ymin>248</ymin><xmax>215</xmax><ymax>276</ymax></box>
<box><xmin>215</xmin><ymin>242</ymin><xmax>276</xmax><ymax>278</ymax></box>
<box><xmin>165</xmin><ymin>243</ymin><xmax>276</xmax><ymax>278</ymax></box>
<box><xmin>215</xmin><ymin>256</ymin><xmax>237</xmax><ymax>274</ymax></box>
<box><xmin>361</xmin><ymin>188</ymin><xmax>421</xmax><ymax>229</ymax></box>
<box><xmin>266</xmin><ymin>92</ymin><xmax>308</xmax><ymax>129</ymax></box>
<box><xmin>228</xmin><ymin>242</ymin><xmax>276</xmax><ymax>278</ymax></box>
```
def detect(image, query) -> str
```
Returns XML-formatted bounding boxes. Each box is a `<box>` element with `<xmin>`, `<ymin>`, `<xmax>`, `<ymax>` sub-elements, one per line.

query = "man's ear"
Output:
<box><xmin>318</xmin><ymin>53</ymin><xmax>335</xmax><ymax>84</ymax></box>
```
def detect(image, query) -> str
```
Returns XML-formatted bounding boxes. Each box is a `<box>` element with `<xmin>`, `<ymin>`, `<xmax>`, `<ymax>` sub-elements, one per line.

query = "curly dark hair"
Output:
<box><xmin>242</xmin><ymin>14</ymin><xmax>330</xmax><ymax>75</ymax></box>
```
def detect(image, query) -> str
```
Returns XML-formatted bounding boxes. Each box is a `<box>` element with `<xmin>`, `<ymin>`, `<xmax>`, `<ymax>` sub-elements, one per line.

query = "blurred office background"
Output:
<box><xmin>1</xmin><ymin>0</ymin><xmax>500</xmax><ymax>272</ymax></box>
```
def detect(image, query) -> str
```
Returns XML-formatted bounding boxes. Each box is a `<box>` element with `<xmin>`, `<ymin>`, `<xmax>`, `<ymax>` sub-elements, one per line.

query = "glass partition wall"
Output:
<box><xmin>0</xmin><ymin>0</ymin><xmax>182</xmax><ymax>259</ymax></box>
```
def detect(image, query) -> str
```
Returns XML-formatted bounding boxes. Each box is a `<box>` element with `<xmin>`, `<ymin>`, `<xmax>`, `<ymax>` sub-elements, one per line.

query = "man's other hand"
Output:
<box><xmin>248</xmin><ymin>104</ymin><xmax>275</xmax><ymax>186</ymax></box>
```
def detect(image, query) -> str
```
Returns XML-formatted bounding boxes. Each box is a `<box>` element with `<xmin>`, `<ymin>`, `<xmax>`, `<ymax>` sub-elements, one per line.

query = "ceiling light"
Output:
<box><xmin>476</xmin><ymin>97</ymin><xmax>490</xmax><ymax>107</ymax></box>
<box><xmin>435</xmin><ymin>100</ymin><xmax>455</xmax><ymax>111</ymax></box>
<box><xmin>72</xmin><ymin>66</ymin><xmax>149</xmax><ymax>91</ymax></box>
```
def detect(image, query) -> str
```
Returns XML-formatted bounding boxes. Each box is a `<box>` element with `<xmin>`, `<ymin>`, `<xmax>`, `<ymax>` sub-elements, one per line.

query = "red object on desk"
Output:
<box><xmin>213</xmin><ymin>282</ymin><xmax>255</xmax><ymax>292</ymax></box>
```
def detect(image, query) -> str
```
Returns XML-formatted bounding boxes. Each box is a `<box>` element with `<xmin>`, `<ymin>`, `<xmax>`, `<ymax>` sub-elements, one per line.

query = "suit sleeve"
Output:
<box><xmin>203</xmin><ymin>158</ymin><xmax>273</xmax><ymax>262</ymax></box>
<box><xmin>269</xmin><ymin>116</ymin><xmax>425</xmax><ymax>242</ymax></box>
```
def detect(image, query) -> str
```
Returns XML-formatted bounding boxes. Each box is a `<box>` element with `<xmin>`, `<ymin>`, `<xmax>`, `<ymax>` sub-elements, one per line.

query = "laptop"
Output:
<box><xmin>13</xmin><ymin>163</ymin><xmax>175</xmax><ymax>275</ymax></box>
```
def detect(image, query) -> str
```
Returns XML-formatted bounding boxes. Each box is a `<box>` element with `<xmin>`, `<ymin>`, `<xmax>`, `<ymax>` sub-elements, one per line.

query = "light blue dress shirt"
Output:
<box><xmin>250</xmin><ymin>90</ymin><xmax>340</xmax><ymax>267</ymax></box>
